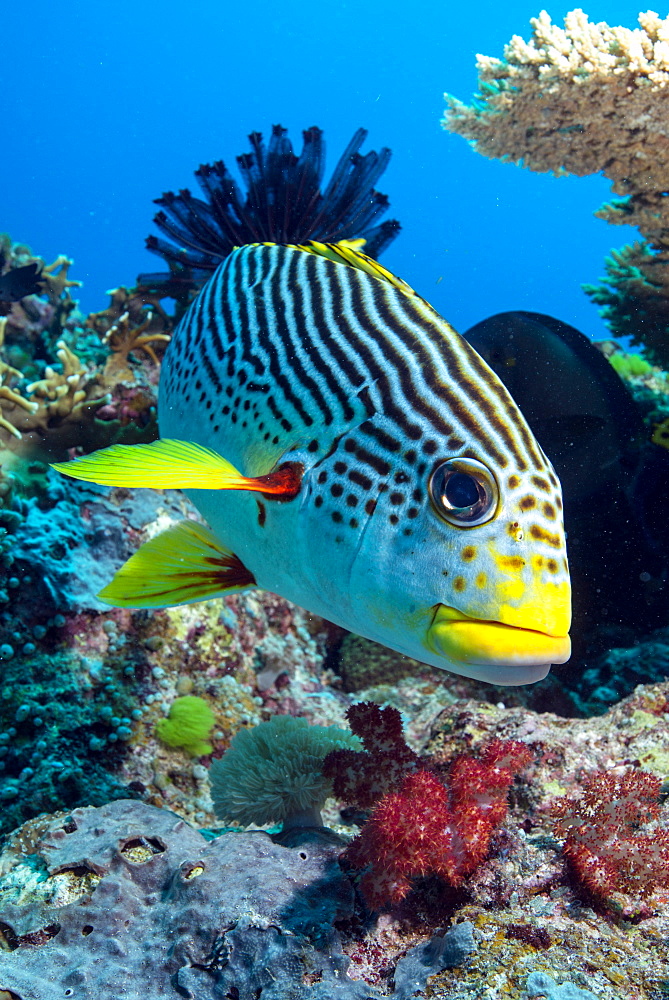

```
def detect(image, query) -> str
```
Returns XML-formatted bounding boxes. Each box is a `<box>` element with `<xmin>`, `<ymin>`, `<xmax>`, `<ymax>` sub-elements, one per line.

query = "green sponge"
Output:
<box><xmin>156</xmin><ymin>696</ymin><xmax>215</xmax><ymax>756</ymax></box>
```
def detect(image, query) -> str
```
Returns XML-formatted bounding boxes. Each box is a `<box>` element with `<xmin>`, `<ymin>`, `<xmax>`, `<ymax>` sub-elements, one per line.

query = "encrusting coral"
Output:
<box><xmin>442</xmin><ymin>9</ymin><xmax>669</xmax><ymax>365</ymax></box>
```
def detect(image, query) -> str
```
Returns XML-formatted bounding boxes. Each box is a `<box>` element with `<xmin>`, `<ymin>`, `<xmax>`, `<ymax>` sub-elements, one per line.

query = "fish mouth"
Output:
<box><xmin>426</xmin><ymin>604</ymin><xmax>571</xmax><ymax>684</ymax></box>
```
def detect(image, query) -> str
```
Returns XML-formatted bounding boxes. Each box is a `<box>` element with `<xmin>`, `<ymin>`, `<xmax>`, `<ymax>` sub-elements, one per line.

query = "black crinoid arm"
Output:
<box><xmin>137</xmin><ymin>125</ymin><xmax>401</xmax><ymax>300</ymax></box>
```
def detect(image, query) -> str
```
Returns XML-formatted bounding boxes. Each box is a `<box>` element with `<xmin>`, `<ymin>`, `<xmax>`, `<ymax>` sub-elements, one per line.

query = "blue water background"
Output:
<box><xmin>1</xmin><ymin>0</ymin><xmax>649</xmax><ymax>340</ymax></box>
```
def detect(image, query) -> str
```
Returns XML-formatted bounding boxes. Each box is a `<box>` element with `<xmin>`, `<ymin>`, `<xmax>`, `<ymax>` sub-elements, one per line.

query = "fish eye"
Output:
<box><xmin>428</xmin><ymin>458</ymin><xmax>499</xmax><ymax>527</ymax></box>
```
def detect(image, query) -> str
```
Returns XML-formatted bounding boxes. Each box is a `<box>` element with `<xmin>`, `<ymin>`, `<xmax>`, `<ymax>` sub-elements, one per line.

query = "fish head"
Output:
<box><xmin>342</xmin><ymin>437</ymin><xmax>571</xmax><ymax>686</ymax></box>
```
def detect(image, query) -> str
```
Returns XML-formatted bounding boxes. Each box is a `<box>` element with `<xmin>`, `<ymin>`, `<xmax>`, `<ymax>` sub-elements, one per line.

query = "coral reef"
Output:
<box><xmin>1</xmin><ymin>685</ymin><xmax>668</xmax><ymax>997</ymax></box>
<box><xmin>0</xmin><ymin>237</ymin><xmax>164</xmax><ymax>464</ymax></box>
<box><xmin>552</xmin><ymin>768</ymin><xmax>669</xmax><ymax>918</ymax></box>
<box><xmin>442</xmin><ymin>9</ymin><xmax>669</xmax><ymax>365</ymax></box>
<box><xmin>324</xmin><ymin>704</ymin><xmax>531</xmax><ymax>909</ymax></box>
<box><xmin>336</xmin><ymin>633</ymin><xmax>428</xmax><ymax>692</ymax></box>
<box><xmin>0</xmin><ymin>799</ymin><xmax>482</xmax><ymax>1000</ymax></box>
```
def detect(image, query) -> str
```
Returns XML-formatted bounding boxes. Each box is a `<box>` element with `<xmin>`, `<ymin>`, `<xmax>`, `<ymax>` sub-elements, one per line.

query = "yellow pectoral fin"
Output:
<box><xmin>98</xmin><ymin>519</ymin><xmax>256</xmax><ymax>609</ymax></box>
<box><xmin>51</xmin><ymin>439</ymin><xmax>302</xmax><ymax>497</ymax></box>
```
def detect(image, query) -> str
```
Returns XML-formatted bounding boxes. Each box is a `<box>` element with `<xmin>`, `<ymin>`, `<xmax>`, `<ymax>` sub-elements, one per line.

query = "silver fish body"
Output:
<box><xmin>159</xmin><ymin>243</ymin><xmax>571</xmax><ymax>684</ymax></box>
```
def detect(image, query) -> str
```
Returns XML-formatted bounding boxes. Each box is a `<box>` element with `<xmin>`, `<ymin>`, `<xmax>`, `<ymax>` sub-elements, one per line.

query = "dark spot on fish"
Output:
<box><xmin>318</xmin><ymin>471</ymin><xmax>328</xmax><ymax>484</ymax></box>
<box><xmin>422</xmin><ymin>439</ymin><xmax>437</xmax><ymax>455</ymax></box>
<box><xmin>442</xmin><ymin>569</ymin><xmax>448</xmax><ymax>577</ymax></box>
<box><xmin>529</xmin><ymin>525</ymin><xmax>561</xmax><ymax>548</ymax></box>
<box><xmin>332</xmin><ymin>511</ymin><xmax>343</xmax><ymax>523</ymax></box>
<box><xmin>555</xmin><ymin>496</ymin><xmax>563</xmax><ymax>510</ymax></box>
<box><xmin>344</xmin><ymin>439</ymin><xmax>356</xmax><ymax>453</ymax></box>
<box><xmin>448</xmin><ymin>436</ymin><xmax>465</xmax><ymax>451</ymax></box>
<box><xmin>543</xmin><ymin>502</ymin><xmax>556</xmax><ymax>520</ymax></box>
<box><xmin>548</xmin><ymin>472</ymin><xmax>558</xmax><ymax>487</ymax></box>
<box><xmin>199</xmin><ymin>391</ymin><xmax>206</xmax><ymax>403</ymax></box>
<box><xmin>531</xmin><ymin>476</ymin><xmax>551</xmax><ymax>492</ymax></box>
<box><xmin>213</xmin><ymin>424</ymin><xmax>220</xmax><ymax>433</ymax></box>
<box><xmin>264</xmin><ymin>432</ymin><xmax>271</xmax><ymax>441</ymax></box>
<box><xmin>195</xmin><ymin>379</ymin><xmax>202</xmax><ymax>390</ymax></box>
<box><xmin>378</xmin><ymin>483</ymin><xmax>388</xmax><ymax>492</ymax></box>
<box><xmin>205</xmin><ymin>399</ymin><xmax>212</xmax><ymax>410</ymax></box>
<box><xmin>462</xmin><ymin>546</ymin><xmax>476</xmax><ymax>561</ymax></box>
<box><xmin>417</xmin><ymin>463</ymin><xmax>427</xmax><ymax>477</ymax></box>
<box><xmin>405</xmin><ymin>450</ymin><xmax>417</xmax><ymax>464</ymax></box>
<box><xmin>389</xmin><ymin>514</ymin><xmax>399</xmax><ymax>525</ymax></box>
<box><xmin>394</xmin><ymin>471</ymin><xmax>409</xmax><ymax>484</ymax></box>
<box><xmin>256</xmin><ymin>500</ymin><xmax>266</xmax><ymax>527</ymax></box>
<box><xmin>225</xmin><ymin>386</ymin><xmax>233</xmax><ymax>397</ymax></box>
<box><xmin>308</xmin><ymin>440</ymin><xmax>319</xmax><ymax>453</ymax></box>
<box><xmin>346</xmin><ymin>494</ymin><xmax>358</xmax><ymax>507</ymax></box>
<box><xmin>453</xmin><ymin>576</ymin><xmax>466</xmax><ymax>592</ymax></box>
<box><xmin>390</xmin><ymin>492</ymin><xmax>404</xmax><ymax>505</ymax></box>
<box><xmin>519</xmin><ymin>496</ymin><xmax>536</xmax><ymax>510</ymax></box>
<box><xmin>242</xmin><ymin>421</ymin><xmax>247</xmax><ymax>428</ymax></box>
<box><xmin>222</xmin><ymin>405</ymin><xmax>230</xmax><ymax>415</ymax></box>
<box><xmin>348</xmin><ymin>470</ymin><xmax>372</xmax><ymax>490</ymax></box>
<box><xmin>238</xmin><ymin>370</ymin><xmax>247</xmax><ymax>384</ymax></box>
<box><xmin>315</xmin><ymin>496</ymin><xmax>323</xmax><ymax>508</ymax></box>
<box><xmin>365</xmin><ymin>499</ymin><xmax>377</xmax><ymax>516</ymax></box>
<box><xmin>412</xmin><ymin>488</ymin><xmax>422</xmax><ymax>502</ymax></box>
<box><xmin>349</xmin><ymin>517</ymin><xmax>358</xmax><ymax>528</ymax></box>
<box><xmin>243</xmin><ymin>400</ymin><xmax>250</xmax><ymax>411</ymax></box>
<box><xmin>403</xmin><ymin>528</ymin><xmax>412</xmax><ymax>536</ymax></box>
<box><xmin>331</xmin><ymin>484</ymin><xmax>343</xmax><ymax>498</ymax></box>
<box><xmin>334</xmin><ymin>461</ymin><xmax>347</xmax><ymax>474</ymax></box>
<box><xmin>547</xmin><ymin>559</ymin><xmax>558</xmax><ymax>573</ymax></box>
<box><xmin>272</xmin><ymin>435</ymin><xmax>279</xmax><ymax>444</ymax></box>
<box><xmin>231</xmin><ymin>415</ymin><xmax>237</xmax><ymax>424</ymax></box>
<box><xmin>407</xmin><ymin>508</ymin><xmax>418</xmax><ymax>519</ymax></box>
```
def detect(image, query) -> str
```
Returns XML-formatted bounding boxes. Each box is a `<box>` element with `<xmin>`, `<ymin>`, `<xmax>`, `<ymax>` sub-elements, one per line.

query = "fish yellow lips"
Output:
<box><xmin>427</xmin><ymin>604</ymin><xmax>571</xmax><ymax>669</ymax></box>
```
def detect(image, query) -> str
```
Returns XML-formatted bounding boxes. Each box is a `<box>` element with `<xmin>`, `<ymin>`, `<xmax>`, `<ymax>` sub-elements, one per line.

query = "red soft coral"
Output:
<box><xmin>552</xmin><ymin>768</ymin><xmax>669</xmax><ymax>917</ymax></box>
<box><xmin>323</xmin><ymin>702</ymin><xmax>422</xmax><ymax>809</ymax></box>
<box><xmin>324</xmin><ymin>703</ymin><xmax>531</xmax><ymax>909</ymax></box>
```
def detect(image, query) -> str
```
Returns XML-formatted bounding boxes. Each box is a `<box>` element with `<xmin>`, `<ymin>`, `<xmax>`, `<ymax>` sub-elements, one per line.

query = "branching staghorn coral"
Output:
<box><xmin>442</xmin><ymin>9</ymin><xmax>669</xmax><ymax>364</ymax></box>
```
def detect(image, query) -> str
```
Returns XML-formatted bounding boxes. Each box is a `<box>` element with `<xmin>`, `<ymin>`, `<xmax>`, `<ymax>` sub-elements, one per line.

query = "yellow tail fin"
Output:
<box><xmin>98</xmin><ymin>519</ymin><xmax>256</xmax><ymax>608</ymax></box>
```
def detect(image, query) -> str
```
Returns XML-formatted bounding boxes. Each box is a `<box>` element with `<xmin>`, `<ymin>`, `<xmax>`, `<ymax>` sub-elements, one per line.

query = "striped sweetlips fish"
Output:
<box><xmin>54</xmin><ymin>240</ymin><xmax>571</xmax><ymax>685</ymax></box>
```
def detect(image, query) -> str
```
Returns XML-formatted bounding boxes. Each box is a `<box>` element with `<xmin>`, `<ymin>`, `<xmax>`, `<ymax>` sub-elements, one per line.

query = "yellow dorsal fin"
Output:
<box><xmin>52</xmin><ymin>439</ymin><xmax>302</xmax><ymax>497</ymax></box>
<box><xmin>98</xmin><ymin>519</ymin><xmax>256</xmax><ymax>608</ymax></box>
<box><xmin>257</xmin><ymin>240</ymin><xmax>418</xmax><ymax>300</ymax></box>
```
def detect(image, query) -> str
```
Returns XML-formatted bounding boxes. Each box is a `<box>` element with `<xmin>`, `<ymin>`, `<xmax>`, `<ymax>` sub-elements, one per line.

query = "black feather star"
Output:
<box><xmin>138</xmin><ymin>125</ymin><xmax>400</xmax><ymax>297</ymax></box>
